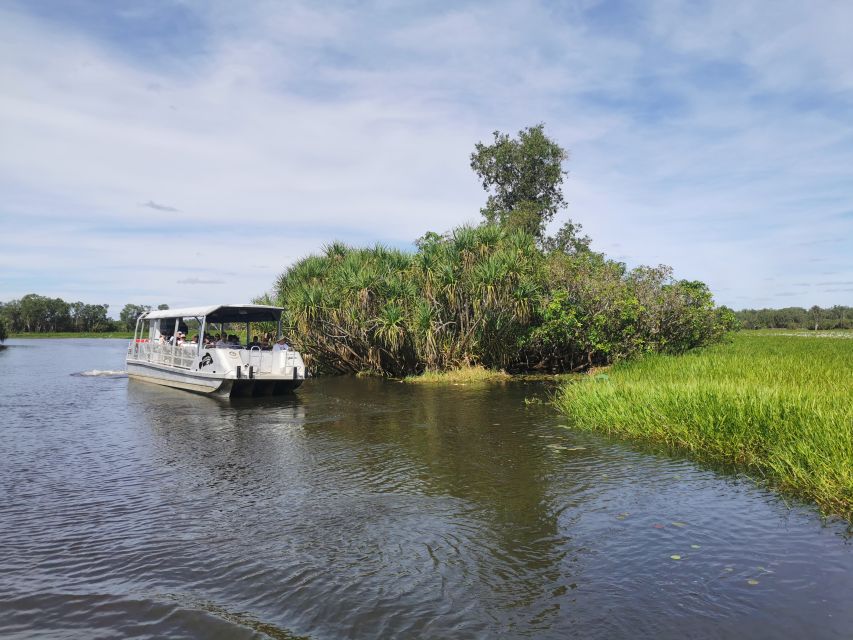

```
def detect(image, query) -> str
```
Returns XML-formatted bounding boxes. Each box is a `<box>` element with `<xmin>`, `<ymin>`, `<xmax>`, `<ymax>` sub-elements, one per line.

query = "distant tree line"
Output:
<box><xmin>736</xmin><ymin>306</ymin><xmax>852</xmax><ymax>330</ymax></box>
<box><xmin>0</xmin><ymin>295</ymin><xmax>170</xmax><ymax>334</ymax></box>
<box><xmin>267</xmin><ymin>125</ymin><xmax>739</xmax><ymax>376</ymax></box>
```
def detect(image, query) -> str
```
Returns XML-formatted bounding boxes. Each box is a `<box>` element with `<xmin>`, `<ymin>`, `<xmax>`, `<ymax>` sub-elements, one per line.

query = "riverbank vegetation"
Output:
<box><xmin>736</xmin><ymin>305</ymin><xmax>852</xmax><ymax>330</ymax></box>
<box><xmin>556</xmin><ymin>332</ymin><xmax>853</xmax><ymax>519</ymax></box>
<box><xmin>0</xmin><ymin>295</ymin><xmax>171</xmax><ymax>335</ymax></box>
<box><xmin>403</xmin><ymin>365</ymin><xmax>512</xmax><ymax>384</ymax></box>
<box><xmin>269</xmin><ymin>125</ymin><xmax>735</xmax><ymax>377</ymax></box>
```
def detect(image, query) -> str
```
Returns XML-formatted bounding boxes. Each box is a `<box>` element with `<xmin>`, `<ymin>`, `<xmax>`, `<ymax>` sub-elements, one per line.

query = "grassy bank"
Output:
<box><xmin>9</xmin><ymin>332</ymin><xmax>135</xmax><ymax>339</ymax></box>
<box><xmin>555</xmin><ymin>332</ymin><xmax>853</xmax><ymax>520</ymax></box>
<box><xmin>404</xmin><ymin>365</ymin><xmax>512</xmax><ymax>384</ymax></box>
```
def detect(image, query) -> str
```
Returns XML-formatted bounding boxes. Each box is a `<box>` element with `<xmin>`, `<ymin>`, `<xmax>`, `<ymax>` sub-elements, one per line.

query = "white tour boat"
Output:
<box><xmin>126</xmin><ymin>304</ymin><xmax>307</xmax><ymax>397</ymax></box>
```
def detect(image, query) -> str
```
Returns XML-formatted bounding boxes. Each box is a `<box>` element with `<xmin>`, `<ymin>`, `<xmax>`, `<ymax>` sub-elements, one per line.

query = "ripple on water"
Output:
<box><xmin>0</xmin><ymin>346</ymin><xmax>851</xmax><ymax>639</ymax></box>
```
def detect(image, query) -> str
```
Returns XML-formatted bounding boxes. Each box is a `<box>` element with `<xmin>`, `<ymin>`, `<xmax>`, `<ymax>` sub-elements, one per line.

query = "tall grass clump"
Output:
<box><xmin>556</xmin><ymin>333</ymin><xmax>853</xmax><ymax>519</ymax></box>
<box><xmin>403</xmin><ymin>365</ymin><xmax>512</xmax><ymax>384</ymax></box>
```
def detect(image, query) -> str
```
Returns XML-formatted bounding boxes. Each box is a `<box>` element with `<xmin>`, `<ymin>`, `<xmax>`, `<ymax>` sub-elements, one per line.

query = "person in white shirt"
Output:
<box><xmin>272</xmin><ymin>337</ymin><xmax>290</xmax><ymax>352</ymax></box>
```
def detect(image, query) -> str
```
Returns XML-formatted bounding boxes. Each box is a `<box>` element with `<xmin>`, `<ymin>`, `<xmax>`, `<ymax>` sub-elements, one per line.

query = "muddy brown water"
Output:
<box><xmin>1</xmin><ymin>339</ymin><xmax>851</xmax><ymax>639</ymax></box>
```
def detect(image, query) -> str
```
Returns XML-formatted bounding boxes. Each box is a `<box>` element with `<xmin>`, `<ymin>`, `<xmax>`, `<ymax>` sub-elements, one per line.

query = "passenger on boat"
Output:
<box><xmin>273</xmin><ymin>337</ymin><xmax>290</xmax><ymax>352</ymax></box>
<box><xmin>250</xmin><ymin>335</ymin><xmax>261</xmax><ymax>348</ymax></box>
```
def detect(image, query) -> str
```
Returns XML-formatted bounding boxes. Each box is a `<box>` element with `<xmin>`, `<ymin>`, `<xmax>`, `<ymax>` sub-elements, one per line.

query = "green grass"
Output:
<box><xmin>555</xmin><ymin>332</ymin><xmax>853</xmax><ymax>520</ymax></box>
<box><xmin>404</xmin><ymin>365</ymin><xmax>512</xmax><ymax>384</ymax></box>
<box><xmin>9</xmin><ymin>331</ymin><xmax>135</xmax><ymax>339</ymax></box>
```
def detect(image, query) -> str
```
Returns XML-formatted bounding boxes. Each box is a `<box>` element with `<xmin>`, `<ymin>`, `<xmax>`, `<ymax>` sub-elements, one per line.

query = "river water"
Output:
<box><xmin>1</xmin><ymin>339</ymin><xmax>851</xmax><ymax>639</ymax></box>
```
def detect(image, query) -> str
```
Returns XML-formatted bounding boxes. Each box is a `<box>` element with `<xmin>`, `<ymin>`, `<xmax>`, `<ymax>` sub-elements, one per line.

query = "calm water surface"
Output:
<box><xmin>1</xmin><ymin>339</ymin><xmax>851</xmax><ymax>639</ymax></box>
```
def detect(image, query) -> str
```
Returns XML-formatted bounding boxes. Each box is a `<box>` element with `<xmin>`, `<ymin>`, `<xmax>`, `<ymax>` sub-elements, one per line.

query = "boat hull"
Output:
<box><xmin>127</xmin><ymin>361</ymin><xmax>302</xmax><ymax>398</ymax></box>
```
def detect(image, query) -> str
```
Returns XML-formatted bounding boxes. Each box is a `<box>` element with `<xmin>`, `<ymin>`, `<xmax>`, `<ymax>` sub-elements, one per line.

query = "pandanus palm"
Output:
<box><xmin>271</xmin><ymin>220</ymin><xmax>724</xmax><ymax>375</ymax></box>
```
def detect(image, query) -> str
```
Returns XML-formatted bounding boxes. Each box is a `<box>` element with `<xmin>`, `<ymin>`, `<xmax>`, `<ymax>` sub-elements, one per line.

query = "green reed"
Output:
<box><xmin>555</xmin><ymin>332</ymin><xmax>853</xmax><ymax>520</ymax></box>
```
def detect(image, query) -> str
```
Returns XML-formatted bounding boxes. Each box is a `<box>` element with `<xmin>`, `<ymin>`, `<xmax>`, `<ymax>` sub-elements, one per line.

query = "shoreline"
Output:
<box><xmin>555</xmin><ymin>332</ymin><xmax>853</xmax><ymax>521</ymax></box>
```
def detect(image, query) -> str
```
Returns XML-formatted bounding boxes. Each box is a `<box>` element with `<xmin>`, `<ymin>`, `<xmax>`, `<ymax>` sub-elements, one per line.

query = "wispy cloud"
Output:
<box><xmin>142</xmin><ymin>200</ymin><xmax>179</xmax><ymax>212</ymax></box>
<box><xmin>1</xmin><ymin>0</ymin><xmax>851</xmax><ymax>311</ymax></box>
<box><xmin>177</xmin><ymin>277</ymin><xmax>225</xmax><ymax>285</ymax></box>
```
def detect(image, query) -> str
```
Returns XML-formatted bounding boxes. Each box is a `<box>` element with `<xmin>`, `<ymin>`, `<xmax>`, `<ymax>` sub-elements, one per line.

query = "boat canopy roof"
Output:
<box><xmin>142</xmin><ymin>304</ymin><xmax>283</xmax><ymax>323</ymax></box>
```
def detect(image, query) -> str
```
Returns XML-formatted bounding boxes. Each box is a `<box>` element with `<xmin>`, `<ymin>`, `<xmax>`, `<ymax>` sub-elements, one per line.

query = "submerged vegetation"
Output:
<box><xmin>556</xmin><ymin>333</ymin><xmax>853</xmax><ymax>519</ymax></box>
<box><xmin>269</xmin><ymin>126</ymin><xmax>734</xmax><ymax>377</ymax></box>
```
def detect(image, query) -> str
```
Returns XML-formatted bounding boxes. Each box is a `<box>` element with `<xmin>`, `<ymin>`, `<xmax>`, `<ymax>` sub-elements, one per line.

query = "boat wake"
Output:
<box><xmin>72</xmin><ymin>370</ymin><xmax>128</xmax><ymax>378</ymax></box>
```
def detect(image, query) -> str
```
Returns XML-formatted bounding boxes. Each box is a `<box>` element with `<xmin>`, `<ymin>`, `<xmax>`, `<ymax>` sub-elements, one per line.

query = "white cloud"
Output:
<box><xmin>0</xmin><ymin>0</ymin><xmax>851</xmax><ymax>312</ymax></box>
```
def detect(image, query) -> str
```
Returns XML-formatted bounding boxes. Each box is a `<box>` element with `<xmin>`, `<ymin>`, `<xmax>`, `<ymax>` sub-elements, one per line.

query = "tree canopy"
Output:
<box><xmin>470</xmin><ymin>124</ymin><xmax>568</xmax><ymax>237</ymax></box>
<box><xmin>0</xmin><ymin>296</ymin><xmax>171</xmax><ymax>334</ymax></box>
<box><xmin>736</xmin><ymin>306</ymin><xmax>851</xmax><ymax>330</ymax></box>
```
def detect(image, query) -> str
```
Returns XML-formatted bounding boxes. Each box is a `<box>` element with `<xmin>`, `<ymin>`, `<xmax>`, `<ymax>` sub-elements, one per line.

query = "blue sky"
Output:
<box><xmin>1</xmin><ymin>0</ymin><xmax>851</xmax><ymax>313</ymax></box>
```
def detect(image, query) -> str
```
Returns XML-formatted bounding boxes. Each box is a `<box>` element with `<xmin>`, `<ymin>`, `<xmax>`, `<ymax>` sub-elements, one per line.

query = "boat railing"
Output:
<box><xmin>131</xmin><ymin>340</ymin><xmax>196</xmax><ymax>370</ymax></box>
<box><xmin>130</xmin><ymin>339</ymin><xmax>298</xmax><ymax>375</ymax></box>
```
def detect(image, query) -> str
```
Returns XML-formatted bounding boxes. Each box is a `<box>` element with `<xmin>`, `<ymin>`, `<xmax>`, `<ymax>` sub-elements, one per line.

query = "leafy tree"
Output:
<box><xmin>78</xmin><ymin>303</ymin><xmax>112</xmax><ymax>332</ymax></box>
<box><xmin>0</xmin><ymin>301</ymin><xmax>21</xmax><ymax>333</ymax></box>
<box><xmin>541</xmin><ymin>220</ymin><xmax>592</xmax><ymax>255</ymax></box>
<box><xmin>69</xmin><ymin>302</ymin><xmax>85</xmax><ymax>331</ymax></box>
<box><xmin>470</xmin><ymin>124</ymin><xmax>568</xmax><ymax>237</ymax></box>
<box><xmin>120</xmin><ymin>304</ymin><xmax>150</xmax><ymax>331</ymax></box>
<box><xmin>157</xmin><ymin>304</ymin><xmax>170</xmax><ymax>310</ymax></box>
<box><xmin>0</xmin><ymin>317</ymin><xmax>7</xmax><ymax>342</ymax></box>
<box><xmin>809</xmin><ymin>305</ymin><xmax>821</xmax><ymax>331</ymax></box>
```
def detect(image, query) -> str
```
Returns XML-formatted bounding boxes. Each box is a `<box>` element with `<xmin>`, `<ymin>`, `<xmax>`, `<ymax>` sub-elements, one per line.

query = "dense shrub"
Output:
<box><xmin>271</xmin><ymin>224</ymin><xmax>735</xmax><ymax>376</ymax></box>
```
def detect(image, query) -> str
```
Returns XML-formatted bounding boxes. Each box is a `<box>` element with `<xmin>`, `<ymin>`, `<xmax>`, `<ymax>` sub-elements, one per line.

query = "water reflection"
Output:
<box><xmin>125</xmin><ymin>378</ymin><xmax>581</xmax><ymax>635</ymax></box>
<box><xmin>124</xmin><ymin>376</ymin><xmax>853</xmax><ymax>639</ymax></box>
<box><xmin>2</xmin><ymin>341</ymin><xmax>852</xmax><ymax>640</ymax></box>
